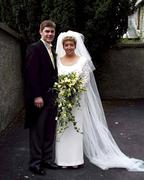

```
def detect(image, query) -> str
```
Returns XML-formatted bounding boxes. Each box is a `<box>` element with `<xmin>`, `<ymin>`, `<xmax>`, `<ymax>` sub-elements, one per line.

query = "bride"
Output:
<box><xmin>55</xmin><ymin>30</ymin><xmax>144</xmax><ymax>171</ymax></box>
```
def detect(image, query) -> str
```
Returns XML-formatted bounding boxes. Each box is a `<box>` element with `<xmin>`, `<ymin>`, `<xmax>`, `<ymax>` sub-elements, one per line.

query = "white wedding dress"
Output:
<box><xmin>55</xmin><ymin>56</ymin><xmax>144</xmax><ymax>171</ymax></box>
<box><xmin>55</xmin><ymin>56</ymin><xmax>85</xmax><ymax>166</ymax></box>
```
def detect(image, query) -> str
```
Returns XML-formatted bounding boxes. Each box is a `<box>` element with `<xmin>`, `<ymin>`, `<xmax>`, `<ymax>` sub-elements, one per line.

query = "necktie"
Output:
<box><xmin>47</xmin><ymin>45</ymin><xmax>55</xmax><ymax>69</ymax></box>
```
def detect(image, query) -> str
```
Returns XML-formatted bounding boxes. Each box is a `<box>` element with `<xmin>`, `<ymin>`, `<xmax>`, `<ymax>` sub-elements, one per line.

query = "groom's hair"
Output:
<box><xmin>40</xmin><ymin>20</ymin><xmax>56</xmax><ymax>31</ymax></box>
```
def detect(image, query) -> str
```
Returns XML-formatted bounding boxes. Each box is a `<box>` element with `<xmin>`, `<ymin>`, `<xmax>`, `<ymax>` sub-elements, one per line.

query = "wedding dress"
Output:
<box><xmin>55</xmin><ymin>30</ymin><xmax>144</xmax><ymax>171</ymax></box>
<box><xmin>55</xmin><ymin>57</ymin><xmax>85</xmax><ymax>166</ymax></box>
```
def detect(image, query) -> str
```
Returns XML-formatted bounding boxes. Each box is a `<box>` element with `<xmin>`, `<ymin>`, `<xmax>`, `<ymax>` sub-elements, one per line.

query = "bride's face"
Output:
<box><xmin>63</xmin><ymin>40</ymin><xmax>76</xmax><ymax>56</ymax></box>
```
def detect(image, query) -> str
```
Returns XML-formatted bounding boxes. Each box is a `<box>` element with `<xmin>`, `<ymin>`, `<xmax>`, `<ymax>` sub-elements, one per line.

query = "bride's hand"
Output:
<box><xmin>34</xmin><ymin>97</ymin><xmax>44</xmax><ymax>108</ymax></box>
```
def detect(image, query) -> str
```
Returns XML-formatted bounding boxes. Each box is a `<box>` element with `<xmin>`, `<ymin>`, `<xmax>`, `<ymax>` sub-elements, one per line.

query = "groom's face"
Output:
<box><xmin>40</xmin><ymin>27</ymin><xmax>55</xmax><ymax>44</ymax></box>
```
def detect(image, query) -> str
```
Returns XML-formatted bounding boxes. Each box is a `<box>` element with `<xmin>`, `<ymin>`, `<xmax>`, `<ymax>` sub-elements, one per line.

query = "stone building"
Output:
<box><xmin>123</xmin><ymin>0</ymin><xmax>144</xmax><ymax>40</ymax></box>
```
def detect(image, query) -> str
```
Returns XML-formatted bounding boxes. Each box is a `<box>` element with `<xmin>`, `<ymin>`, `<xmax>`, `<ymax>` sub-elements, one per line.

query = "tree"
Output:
<box><xmin>51</xmin><ymin>0</ymin><xmax>76</xmax><ymax>32</ymax></box>
<box><xmin>0</xmin><ymin>0</ymin><xmax>136</xmax><ymax>59</ymax></box>
<box><xmin>25</xmin><ymin>0</ymin><xmax>43</xmax><ymax>43</ymax></box>
<box><xmin>83</xmin><ymin>0</ymin><xmax>137</xmax><ymax>57</ymax></box>
<box><xmin>0</xmin><ymin>0</ymin><xmax>2</xmax><ymax>21</ymax></box>
<box><xmin>11</xmin><ymin>0</ymin><xmax>28</xmax><ymax>40</ymax></box>
<box><xmin>0</xmin><ymin>0</ymin><xmax>14</xmax><ymax>27</ymax></box>
<box><xmin>41</xmin><ymin>0</ymin><xmax>54</xmax><ymax>21</ymax></box>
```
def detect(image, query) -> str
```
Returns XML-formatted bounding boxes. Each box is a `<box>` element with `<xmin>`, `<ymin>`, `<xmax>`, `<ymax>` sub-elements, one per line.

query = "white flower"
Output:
<box><xmin>55</xmin><ymin>117</ymin><xmax>58</xmax><ymax>121</ymax></box>
<box><xmin>53</xmin><ymin>72</ymin><xmax>86</xmax><ymax>136</ymax></box>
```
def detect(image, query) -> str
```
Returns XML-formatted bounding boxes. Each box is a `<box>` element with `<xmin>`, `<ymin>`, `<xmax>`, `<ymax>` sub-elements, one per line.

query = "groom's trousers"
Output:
<box><xmin>29</xmin><ymin>104</ymin><xmax>57</xmax><ymax>168</ymax></box>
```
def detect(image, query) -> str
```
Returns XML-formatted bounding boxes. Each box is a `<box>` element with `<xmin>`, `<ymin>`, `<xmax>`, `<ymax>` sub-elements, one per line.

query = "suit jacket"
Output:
<box><xmin>24</xmin><ymin>40</ymin><xmax>58</xmax><ymax>128</ymax></box>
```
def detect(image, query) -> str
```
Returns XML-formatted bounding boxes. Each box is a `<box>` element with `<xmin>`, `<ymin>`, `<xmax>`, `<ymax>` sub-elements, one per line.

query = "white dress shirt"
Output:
<box><xmin>40</xmin><ymin>38</ymin><xmax>55</xmax><ymax>69</ymax></box>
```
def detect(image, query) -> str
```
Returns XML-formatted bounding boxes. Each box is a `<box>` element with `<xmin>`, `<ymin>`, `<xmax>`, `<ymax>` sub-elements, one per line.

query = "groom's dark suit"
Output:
<box><xmin>24</xmin><ymin>40</ymin><xmax>58</xmax><ymax>168</ymax></box>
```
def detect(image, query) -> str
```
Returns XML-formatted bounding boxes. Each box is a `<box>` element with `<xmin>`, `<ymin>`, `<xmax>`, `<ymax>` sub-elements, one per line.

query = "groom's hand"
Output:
<box><xmin>34</xmin><ymin>97</ymin><xmax>44</xmax><ymax>108</ymax></box>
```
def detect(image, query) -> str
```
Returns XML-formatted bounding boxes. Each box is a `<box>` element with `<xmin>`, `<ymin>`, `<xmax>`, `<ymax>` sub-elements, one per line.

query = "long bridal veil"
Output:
<box><xmin>56</xmin><ymin>30</ymin><xmax>144</xmax><ymax>171</ymax></box>
<box><xmin>83</xmin><ymin>72</ymin><xmax>144</xmax><ymax>171</ymax></box>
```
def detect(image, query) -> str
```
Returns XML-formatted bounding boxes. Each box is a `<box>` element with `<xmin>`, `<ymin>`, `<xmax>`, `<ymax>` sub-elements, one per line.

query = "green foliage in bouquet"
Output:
<box><xmin>53</xmin><ymin>72</ymin><xmax>86</xmax><ymax>135</ymax></box>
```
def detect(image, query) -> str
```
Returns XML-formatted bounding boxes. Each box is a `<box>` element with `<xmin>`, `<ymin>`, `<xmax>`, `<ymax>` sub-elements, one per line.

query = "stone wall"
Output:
<box><xmin>0</xmin><ymin>23</ymin><xmax>24</xmax><ymax>132</ymax></box>
<box><xmin>96</xmin><ymin>43</ymin><xmax>144</xmax><ymax>99</ymax></box>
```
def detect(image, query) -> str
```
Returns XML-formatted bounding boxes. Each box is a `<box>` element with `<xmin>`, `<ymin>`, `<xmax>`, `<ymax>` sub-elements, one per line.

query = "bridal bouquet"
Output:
<box><xmin>53</xmin><ymin>72</ymin><xmax>86</xmax><ymax>135</ymax></box>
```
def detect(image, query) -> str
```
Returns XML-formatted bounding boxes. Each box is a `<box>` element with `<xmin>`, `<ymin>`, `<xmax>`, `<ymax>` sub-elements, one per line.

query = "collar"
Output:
<box><xmin>40</xmin><ymin>38</ymin><xmax>52</xmax><ymax>49</ymax></box>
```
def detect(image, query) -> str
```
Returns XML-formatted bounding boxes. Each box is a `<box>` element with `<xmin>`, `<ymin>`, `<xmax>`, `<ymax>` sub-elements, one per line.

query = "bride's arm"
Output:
<box><xmin>81</xmin><ymin>58</ymin><xmax>94</xmax><ymax>85</ymax></box>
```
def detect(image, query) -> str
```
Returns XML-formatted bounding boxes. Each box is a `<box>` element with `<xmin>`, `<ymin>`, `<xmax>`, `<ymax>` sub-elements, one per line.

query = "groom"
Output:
<box><xmin>24</xmin><ymin>20</ymin><xmax>58</xmax><ymax>175</ymax></box>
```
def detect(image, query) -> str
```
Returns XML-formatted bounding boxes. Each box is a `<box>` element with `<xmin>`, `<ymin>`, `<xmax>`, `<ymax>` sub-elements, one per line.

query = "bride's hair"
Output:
<box><xmin>62</xmin><ymin>36</ymin><xmax>77</xmax><ymax>46</ymax></box>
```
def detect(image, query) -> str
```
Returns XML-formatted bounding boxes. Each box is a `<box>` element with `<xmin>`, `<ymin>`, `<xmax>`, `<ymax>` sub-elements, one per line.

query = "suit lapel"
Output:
<box><xmin>38</xmin><ymin>40</ymin><xmax>56</xmax><ymax>70</ymax></box>
<box><xmin>51</xmin><ymin>48</ymin><xmax>57</xmax><ymax>71</ymax></box>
